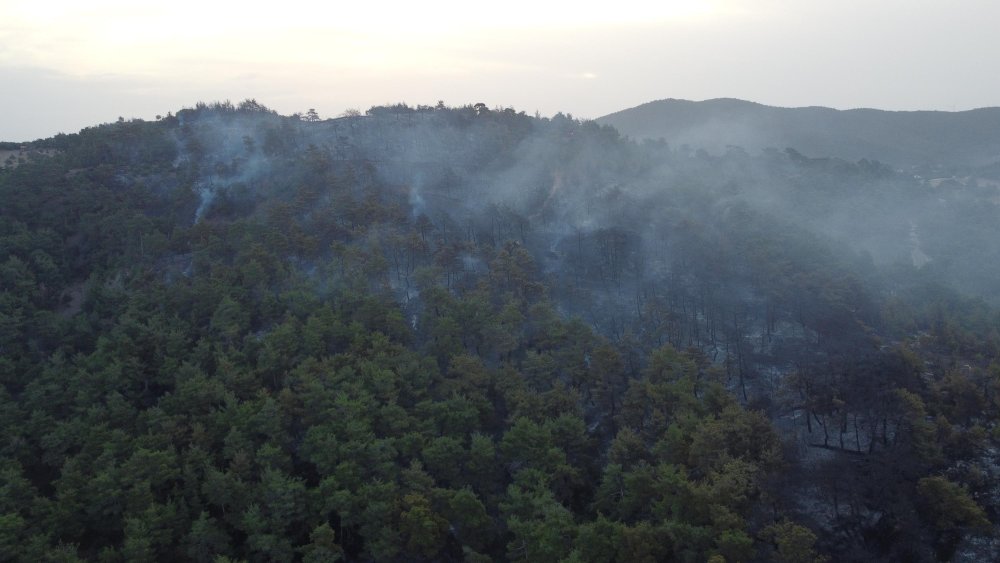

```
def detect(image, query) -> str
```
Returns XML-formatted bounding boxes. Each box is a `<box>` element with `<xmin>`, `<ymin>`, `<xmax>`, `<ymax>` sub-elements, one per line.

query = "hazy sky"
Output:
<box><xmin>1</xmin><ymin>0</ymin><xmax>998</xmax><ymax>140</ymax></box>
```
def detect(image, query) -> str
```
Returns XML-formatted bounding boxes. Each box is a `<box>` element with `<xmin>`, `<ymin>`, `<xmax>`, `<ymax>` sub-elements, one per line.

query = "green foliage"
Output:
<box><xmin>501</xmin><ymin>471</ymin><xmax>577</xmax><ymax>562</ymax></box>
<box><xmin>0</xmin><ymin>102</ymin><xmax>995</xmax><ymax>562</ymax></box>
<box><xmin>917</xmin><ymin>476</ymin><xmax>990</xmax><ymax>532</ymax></box>
<box><xmin>760</xmin><ymin>520</ymin><xmax>828</xmax><ymax>563</ymax></box>
<box><xmin>300</xmin><ymin>523</ymin><xmax>343</xmax><ymax>563</ymax></box>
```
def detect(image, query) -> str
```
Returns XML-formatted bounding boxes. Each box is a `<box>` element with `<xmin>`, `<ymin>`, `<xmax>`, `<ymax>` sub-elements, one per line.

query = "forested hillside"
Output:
<box><xmin>1</xmin><ymin>100</ymin><xmax>997</xmax><ymax>562</ymax></box>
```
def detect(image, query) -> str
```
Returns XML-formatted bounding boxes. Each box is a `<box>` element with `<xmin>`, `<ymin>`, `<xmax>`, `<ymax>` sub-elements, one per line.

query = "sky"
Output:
<box><xmin>1</xmin><ymin>0</ymin><xmax>998</xmax><ymax>140</ymax></box>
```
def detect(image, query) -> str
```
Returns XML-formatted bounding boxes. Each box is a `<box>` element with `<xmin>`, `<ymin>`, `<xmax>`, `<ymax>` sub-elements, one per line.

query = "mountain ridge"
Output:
<box><xmin>598</xmin><ymin>98</ymin><xmax>1000</xmax><ymax>173</ymax></box>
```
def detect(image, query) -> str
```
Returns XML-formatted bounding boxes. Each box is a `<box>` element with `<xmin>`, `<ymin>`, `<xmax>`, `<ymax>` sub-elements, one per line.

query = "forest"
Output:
<box><xmin>0</xmin><ymin>99</ymin><xmax>998</xmax><ymax>562</ymax></box>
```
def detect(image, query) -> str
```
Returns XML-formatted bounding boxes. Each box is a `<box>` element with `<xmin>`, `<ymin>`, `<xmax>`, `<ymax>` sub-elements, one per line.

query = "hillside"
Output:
<box><xmin>0</xmin><ymin>100</ymin><xmax>998</xmax><ymax>562</ymax></box>
<box><xmin>598</xmin><ymin>98</ymin><xmax>1000</xmax><ymax>175</ymax></box>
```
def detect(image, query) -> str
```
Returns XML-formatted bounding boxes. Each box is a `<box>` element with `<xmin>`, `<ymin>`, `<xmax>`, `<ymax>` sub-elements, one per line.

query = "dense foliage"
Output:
<box><xmin>0</xmin><ymin>101</ymin><xmax>997</xmax><ymax>561</ymax></box>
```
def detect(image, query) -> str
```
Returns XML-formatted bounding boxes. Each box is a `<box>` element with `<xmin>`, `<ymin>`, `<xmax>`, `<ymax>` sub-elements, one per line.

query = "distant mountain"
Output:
<box><xmin>598</xmin><ymin>98</ymin><xmax>1000</xmax><ymax>174</ymax></box>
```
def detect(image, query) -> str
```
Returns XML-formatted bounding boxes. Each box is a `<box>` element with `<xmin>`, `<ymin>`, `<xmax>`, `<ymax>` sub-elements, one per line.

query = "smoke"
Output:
<box><xmin>408</xmin><ymin>170</ymin><xmax>426</xmax><ymax>219</ymax></box>
<box><xmin>160</xmin><ymin>101</ymin><xmax>1000</xmax><ymax>318</ymax></box>
<box><xmin>194</xmin><ymin>183</ymin><xmax>215</xmax><ymax>222</ymax></box>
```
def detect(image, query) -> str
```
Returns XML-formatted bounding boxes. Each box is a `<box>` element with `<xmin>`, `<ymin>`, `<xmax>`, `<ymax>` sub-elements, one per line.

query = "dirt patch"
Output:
<box><xmin>0</xmin><ymin>150</ymin><xmax>21</xmax><ymax>168</ymax></box>
<box><xmin>58</xmin><ymin>280</ymin><xmax>88</xmax><ymax>318</ymax></box>
<box><xmin>0</xmin><ymin>148</ymin><xmax>60</xmax><ymax>169</ymax></box>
